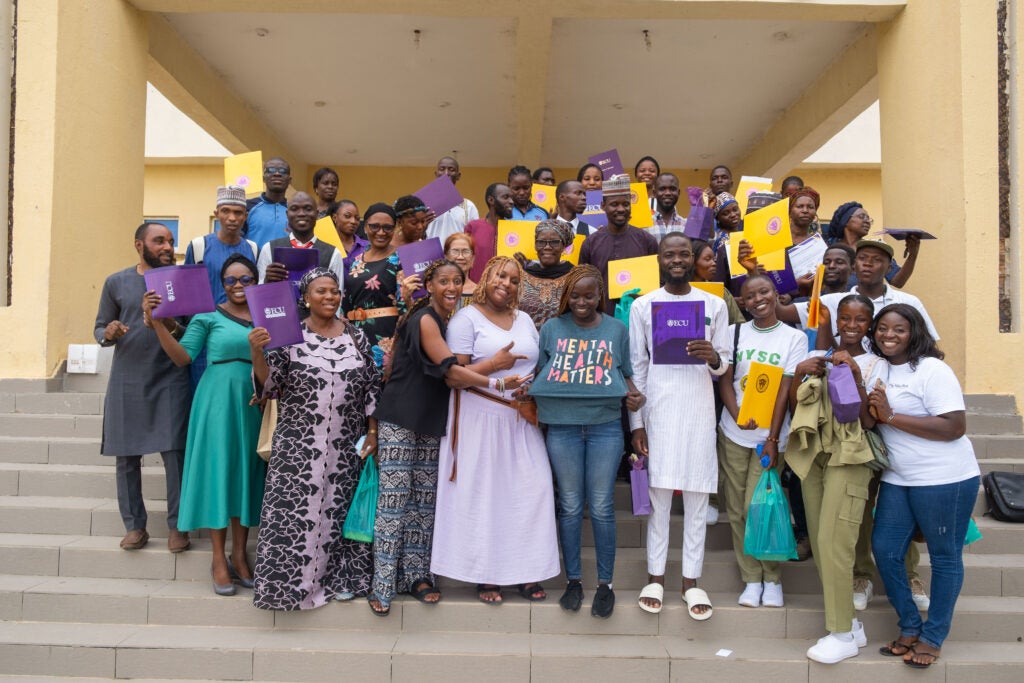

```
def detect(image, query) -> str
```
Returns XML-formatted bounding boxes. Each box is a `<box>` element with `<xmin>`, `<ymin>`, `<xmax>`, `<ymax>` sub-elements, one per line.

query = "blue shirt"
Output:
<box><xmin>244</xmin><ymin>194</ymin><xmax>289</xmax><ymax>250</ymax></box>
<box><xmin>530</xmin><ymin>313</ymin><xmax>633</xmax><ymax>425</ymax></box>
<box><xmin>184</xmin><ymin>234</ymin><xmax>259</xmax><ymax>304</ymax></box>
<box><xmin>512</xmin><ymin>204</ymin><xmax>549</xmax><ymax>221</ymax></box>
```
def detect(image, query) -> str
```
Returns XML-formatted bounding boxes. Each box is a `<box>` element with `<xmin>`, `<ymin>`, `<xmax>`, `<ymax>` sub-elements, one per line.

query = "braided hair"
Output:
<box><xmin>471</xmin><ymin>256</ymin><xmax>523</xmax><ymax>310</ymax></box>
<box><xmin>396</xmin><ymin>259</ymin><xmax>465</xmax><ymax>330</ymax></box>
<box><xmin>556</xmin><ymin>264</ymin><xmax>604</xmax><ymax>317</ymax></box>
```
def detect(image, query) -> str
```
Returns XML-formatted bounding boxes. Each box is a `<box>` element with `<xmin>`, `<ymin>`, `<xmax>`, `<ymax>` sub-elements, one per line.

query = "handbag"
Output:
<box><xmin>983</xmin><ymin>471</ymin><xmax>1024</xmax><ymax>522</ymax></box>
<box><xmin>863</xmin><ymin>427</ymin><xmax>890</xmax><ymax>472</ymax></box>
<box><xmin>255</xmin><ymin>398</ymin><xmax>277</xmax><ymax>463</ymax></box>
<box><xmin>512</xmin><ymin>395</ymin><xmax>539</xmax><ymax>425</ymax></box>
<box><xmin>629</xmin><ymin>454</ymin><xmax>652</xmax><ymax>516</ymax></box>
<box><xmin>342</xmin><ymin>456</ymin><xmax>379</xmax><ymax>542</ymax></box>
<box><xmin>743</xmin><ymin>468</ymin><xmax>798</xmax><ymax>561</ymax></box>
<box><xmin>827</xmin><ymin>363</ymin><xmax>862</xmax><ymax>423</ymax></box>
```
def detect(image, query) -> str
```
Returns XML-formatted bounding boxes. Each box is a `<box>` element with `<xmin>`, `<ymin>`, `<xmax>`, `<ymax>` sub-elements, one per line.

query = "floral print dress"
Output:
<box><xmin>342</xmin><ymin>252</ymin><xmax>404</xmax><ymax>368</ymax></box>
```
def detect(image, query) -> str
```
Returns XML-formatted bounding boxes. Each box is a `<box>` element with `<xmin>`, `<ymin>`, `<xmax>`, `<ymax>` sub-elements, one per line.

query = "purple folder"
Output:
<box><xmin>588</xmin><ymin>148</ymin><xmax>624</xmax><ymax>180</ymax></box>
<box><xmin>246</xmin><ymin>281</ymin><xmax>303</xmax><ymax>350</ymax></box>
<box><xmin>273</xmin><ymin>247</ymin><xmax>319</xmax><ymax>299</ymax></box>
<box><xmin>579</xmin><ymin>190</ymin><xmax>608</xmax><ymax>228</ymax></box>
<box><xmin>765</xmin><ymin>254</ymin><xmax>798</xmax><ymax>295</ymax></box>
<box><xmin>143</xmin><ymin>265</ymin><xmax>216</xmax><ymax>318</ymax></box>
<box><xmin>396</xmin><ymin>237</ymin><xmax>445</xmax><ymax>300</ymax></box>
<box><xmin>651</xmin><ymin>300</ymin><xmax>706</xmax><ymax>365</ymax></box>
<box><xmin>413</xmin><ymin>175</ymin><xmax>463</xmax><ymax>217</ymax></box>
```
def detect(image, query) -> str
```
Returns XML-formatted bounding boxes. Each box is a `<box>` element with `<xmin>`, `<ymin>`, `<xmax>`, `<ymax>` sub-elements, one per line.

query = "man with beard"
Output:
<box><xmin>554</xmin><ymin>179</ymin><xmax>591</xmax><ymax>236</ymax></box>
<box><xmin>465</xmin><ymin>182</ymin><xmax>515</xmax><ymax>282</ymax></box>
<box><xmin>93</xmin><ymin>223</ymin><xmax>192</xmax><ymax>553</ymax></box>
<box><xmin>649</xmin><ymin>173</ymin><xmax>688</xmax><ymax>242</ymax></box>
<box><xmin>628</xmin><ymin>232</ymin><xmax>730</xmax><ymax>620</ymax></box>
<box><xmin>579</xmin><ymin>176</ymin><xmax>659</xmax><ymax>314</ymax></box>
<box><xmin>257</xmin><ymin>191</ymin><xmax>346</xmax><ymax>291</ymax></box>
<box><xmin>244</xmin><ymin>156</ymin><xmax>292</xmax><ymax>250</ymax></box>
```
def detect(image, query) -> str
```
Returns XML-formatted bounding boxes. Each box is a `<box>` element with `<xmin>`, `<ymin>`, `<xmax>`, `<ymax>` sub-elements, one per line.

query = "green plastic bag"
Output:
<box><xmin>964</xmin><ymin>517</ymin><xmax>983</xmax><ymax>546</ymax></box>
<box><xmin>743</xmin><ymin>468</ymin><xmax>798</xmax><ymax>561</ymax></box>
<box><xmin>342</xmin><ymin>456</ymin><xmax>378</xmax><ymax>543</ymax></box>
<box><xmin>614</xmin><ymin>288</ymin><xmax>642</xmax><ymax>328</ymax></box>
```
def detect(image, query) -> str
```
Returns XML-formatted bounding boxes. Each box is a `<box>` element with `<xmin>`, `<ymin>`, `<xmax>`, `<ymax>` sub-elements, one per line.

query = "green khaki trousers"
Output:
<box><xmin>717</xmin><ymin>429</ymin><xmax>782</xmax><ymax>584</ymax></box>
<box><xmin>800</xmin><ymin>451</ymin><xmax>873</xmax><ymax>632</ymax></box>
<box><xmin>854</xmin><ymin>471</ymin><xmax>920</xmax><ymax>582</ymax></box>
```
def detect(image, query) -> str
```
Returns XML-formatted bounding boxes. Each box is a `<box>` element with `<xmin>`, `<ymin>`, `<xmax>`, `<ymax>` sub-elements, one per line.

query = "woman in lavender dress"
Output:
<box><xmin>249</xmin><ymin>268</ymin><xmax>382</xmax><ymax>610</ymax></box>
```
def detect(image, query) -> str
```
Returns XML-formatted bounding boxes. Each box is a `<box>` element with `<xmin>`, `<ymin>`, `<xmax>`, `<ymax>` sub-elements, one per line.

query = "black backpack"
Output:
<box><xmin>983</xmin><ymin>471</ymin><xmax>1024</xmax><ymax>523</ymax></box>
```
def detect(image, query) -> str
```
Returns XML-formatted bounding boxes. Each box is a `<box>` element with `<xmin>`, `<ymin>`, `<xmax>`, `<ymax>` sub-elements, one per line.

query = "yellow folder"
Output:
<box><xmin>224</xmin><ymin>151</ymin><xmax>264</xmax><ymax>198</ymax></box>
<box><xmin>560</xmin><ymin>234</ymin><xmax>587</xmax><ymax>266</ymax></box>
<box><xmin>737</xmin><ymin>361</ymin><xmax>784</xmax><ymax>429</ymax></box>
<box><xmin>630</xmin><ymin>183</ymin><xmax>653</xmax><ymax>228</ymax></box>
<box><xmin>313</xmin><ymin>216</ymin><xmax>346</xmax><ymax>255</ymax></box>
<box><xmin>607</xmin><ymin>254</ymin><xmax>659</xmax><ymax>299</ymax></box>
<box><xmin>496</xmin><ymin>220</ymin><xmax>540</xmax><ymax>258</ymax></box>
<box><xmin>735</xmin><ymin>176</ymin><xmax>773</xmax><ymax>215</ymax></box>
<box><xmin>806</xmin><ymin>264</ymin><xmax>826</xmax><ymax>328</ymax></box>
<box><xmin>691</xmin><ymin>281</ymin><xmax>725</xmax><ymax>298</ymax></box>
<box><xmin>531</xmin><ymin>186</ymin><xmax>557</xmax><ymax>213</ymax></box>
<box><xmin>743</xmin><ymin>198</ymin><xmax>792</xmax><ymax>263</ymax></box>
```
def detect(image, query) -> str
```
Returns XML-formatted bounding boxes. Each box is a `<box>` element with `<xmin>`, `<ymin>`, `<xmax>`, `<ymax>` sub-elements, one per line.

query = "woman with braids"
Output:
<box><xmin>517</xmin><ymin>219</ymin><xmax>576</xmax><ymax>330</ymax></box>
<box><xmin>391</xmin><ymin>194</ymin><xmax>429</xmax><ymax>248</ymax></box>
<box><xmin>432</xmin><ymin>256</ymin><xmax>559</xmax><ymax>605</ymax></box>
<box><xmin>867</xmin><ymin>304</ymin><xmax>979</xmax><ymax>670</ymax></box>
<box><xmin>529</xmin><ymin>264</ymin><xmax>645</xmax><ymax>618</ymax></box>
<box><xmin>249</xmin><ymin>268</ymin><xmax>381</xmax><ymax>610</ymax></box>
<box><xmin>312</xmin><ymin>167</ymin><xmax>340</xmax><ymax>218</ymax></box>
<box><xmin>366</xmin><ymin>259</ymin><xmax>529</xmax><ymax>616</ymax></box>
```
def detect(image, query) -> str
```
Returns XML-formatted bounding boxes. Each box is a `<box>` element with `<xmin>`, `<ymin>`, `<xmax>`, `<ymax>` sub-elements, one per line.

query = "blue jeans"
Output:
<box><xmin>546</xmin><ymin>420</ymin><xmax>621</xmax><ymax>583</ymax></box>
<box><xmin>872</xmin><ymin>476</ymin><xmax>979</xmax><ymax>649</ymax></box>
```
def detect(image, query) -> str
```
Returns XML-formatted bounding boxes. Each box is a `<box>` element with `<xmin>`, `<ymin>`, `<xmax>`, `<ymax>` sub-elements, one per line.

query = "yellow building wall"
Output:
<box><xmin>143</xmin><ymin>164</ymin><xmax>223</xmax><ymax>252</ymax></box>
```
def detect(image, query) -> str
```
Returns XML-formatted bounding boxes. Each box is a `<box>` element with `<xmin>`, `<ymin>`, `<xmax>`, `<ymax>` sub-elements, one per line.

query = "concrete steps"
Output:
<box><xmin>0</xmin><ymin>379</ymin><xmax>1021</xmax><ymax>681</ymax></box>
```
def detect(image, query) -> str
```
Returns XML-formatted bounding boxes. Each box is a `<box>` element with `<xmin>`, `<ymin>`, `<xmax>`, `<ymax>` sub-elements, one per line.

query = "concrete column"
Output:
<box><xmin>0</xmin><ymin>0</ymin><xmax>148</xmax><ymax>377</ymax></box>
<box><xmin>876</xmin><ymin>0</ymin><xmax>1002</xmax><ymax>393</ymax></box>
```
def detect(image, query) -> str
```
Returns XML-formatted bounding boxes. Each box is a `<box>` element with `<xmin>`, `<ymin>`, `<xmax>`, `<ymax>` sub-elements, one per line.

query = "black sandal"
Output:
<box><xmin>367</xmin><ymin>596</ymin><xmax>390</xmax><ymax>617</ymax></box>
<box><xmin>516</xmin><ymin>583</ymin><xmax>547</xmax><ymax>601</ymax></box>
<box><xmin>879</xmin><ymin>637</ymin><xmax>917</xmax><ymax>657</ymax></box>
<box><xmin>409</xmin><ymin>579</ymin><xmax>441</xmax><ymax>605</ymax></box>
<box><xmin>477</xmin><ymin>584</ymin><xmax>503</xmax><ymax>605</ymax></box>
<box><xmin>904</xmin><ymin>644</ymin><xmax>940</xmax><ymax>669</ymax></box>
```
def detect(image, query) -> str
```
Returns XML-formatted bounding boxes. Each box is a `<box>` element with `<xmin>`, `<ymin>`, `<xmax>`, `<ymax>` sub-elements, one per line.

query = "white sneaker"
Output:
<box><xmin>706</xmin><ymin>506</ymin><xmax>720</xmax><ymax>525</ymax></box>
<box><xmin>910</xmin><ymin>578</ymin><xmax>930</xmax><ymax>611</ymax></box>
<box><xmin>738</xmin><ymin>582</ymin><xmax>763</xmax><ymax>607</ymax></box>
<box><xmin>807</xmin><ymin>633</ymin><xmax>859</xmax><ymax>664</ymax></box>
<box><xmin>852</xmin><ymin>578</ymin><xmax>873</xmax><ymax>611</ymax></box>
<box><xmin>762</xmin><ymin>581</ymin><xmax>784</xmax><ymax>607</ymax></box>
<box><xmin>852</xmin><ymin>619</ymin><xmax>867</xmax><ymax>648</ymax></box>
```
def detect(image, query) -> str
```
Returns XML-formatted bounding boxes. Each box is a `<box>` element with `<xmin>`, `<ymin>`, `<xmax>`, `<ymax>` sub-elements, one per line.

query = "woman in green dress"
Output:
<box><xmin>144</xmin><ymin>253</ymin><xmax>266</xmax><ymax>596</ymax></box>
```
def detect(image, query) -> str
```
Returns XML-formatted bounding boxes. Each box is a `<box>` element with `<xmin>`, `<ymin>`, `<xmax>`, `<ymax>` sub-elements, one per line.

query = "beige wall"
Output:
<box><xmin>143</xmin><ymin>164</ymin><xmax>223</xmax><ymax>252</ymax></box>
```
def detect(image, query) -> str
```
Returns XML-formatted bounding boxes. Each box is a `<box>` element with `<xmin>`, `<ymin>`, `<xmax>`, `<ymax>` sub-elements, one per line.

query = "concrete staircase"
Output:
<box><xmin>1</xmin><ymin>374</ymin><xmax>1023</xmax><ymax>681</ymax></box>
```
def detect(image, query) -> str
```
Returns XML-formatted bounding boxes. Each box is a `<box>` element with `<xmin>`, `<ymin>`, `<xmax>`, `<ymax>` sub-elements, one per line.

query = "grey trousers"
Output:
<box><xmin>115</xmin><ymin>450</ymin><xmax>184</xmax><ymax>531</ymax></box>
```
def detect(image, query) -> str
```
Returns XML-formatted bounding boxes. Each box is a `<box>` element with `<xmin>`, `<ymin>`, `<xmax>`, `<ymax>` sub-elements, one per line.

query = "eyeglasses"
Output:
<box><xmin>366</xmin><ymin>223</ymin><xmax>395</xmax><ymax>233</ymax></box>
<box><xmin>264</xmin><ymin>167</ymin><xmax>290</xmax><ymax>176</ymax></box>
<box><xmin>223</xmin><ymin>275</ymin><xmax>256</xmax><ymax>286</ymax></box>
<box><xmin>535</xmin><ymin>239</ymin><xmax>563</xmax><ymax>249</ymax></box>
<box><xmin>852</xmin><ymin>213</ymin><xmax>872</xmax><ymax>222</ymax></box>
<box><xmin>447</xmin><ymin>248</ymin><xmax>473</xmax><ymax>257</ymax></box>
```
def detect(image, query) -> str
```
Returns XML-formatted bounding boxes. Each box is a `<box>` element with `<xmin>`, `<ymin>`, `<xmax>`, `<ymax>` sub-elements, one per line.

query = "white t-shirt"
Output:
<box><xmin>719</xmin><ymin>321</ymin><xmax>808</xmax><ymax>449</ymax></box>
<box><xmin>796</xmin><ymin>285</ymin><xmax>940</xmax><ymax>344</ymax></box>
<box><xmin>875</xmin><ymin>357</ymin><xmax>980</xmax><ymax>486</ymax></box>
<box><xmin>427</xmin><ymin>199</ymin><xmax>480</xmax><ymax>242</ymax></box>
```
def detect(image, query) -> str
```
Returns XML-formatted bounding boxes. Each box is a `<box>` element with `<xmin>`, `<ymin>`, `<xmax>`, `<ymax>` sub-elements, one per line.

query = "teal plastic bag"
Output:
<box><xmin>743</xmin><ymin>468</ymin><xmax>798</xmax><ymax>561</ymax></box>
<box><xmin>342</xmin><ymin>456</ymin><xmax>378</xmax><ymax>543</ymax></box>
<box><xmin>964</xmin><ymin>517</ymin><xmax>983</xmax><ymax>546</ymax></box>
<box><xmin>614</xmin><ymin>288</ymin><xmax>641</xmax><ymax>327</ymax></box>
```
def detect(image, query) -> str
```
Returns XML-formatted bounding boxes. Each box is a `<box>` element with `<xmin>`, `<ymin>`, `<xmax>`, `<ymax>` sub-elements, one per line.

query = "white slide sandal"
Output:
<box><xmin>683</xmin><ymin>586</ymin><xmax>714</xmax><ymax>621</ymax></box>
<box><xmin>637</xmin><ymin>582</ymin><xmax>664</xmax><ymax>614</ymax></box>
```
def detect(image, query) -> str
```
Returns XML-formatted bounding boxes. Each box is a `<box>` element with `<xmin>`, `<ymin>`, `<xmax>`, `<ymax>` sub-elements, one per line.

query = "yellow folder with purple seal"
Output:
<box><xmin>737</xmin><ymin>361</ymin><xmax>784</xmax><ymax>429</ymax></box>
<box><xmin>497</xmin><ymin>220</ymin><xmax>584</xmax><ymax>264</ymax></box>
<box><xmin>607</xmin><ymin>254</ymin><xmax>659</xmax><ymax>299</ymax></box>
<box><xmin>630</xmin><ymin>183</ymin><xmax>653</xmax><ymax>228</ymax></box>
<box><xmin>224</xmin><ymin>151</ymin><xmax>263</xmax><ymax>198</ymax></box>
<box><xmin>531</xmin><ymin>185</ymin><xmax>557</xmax><ymax>213</ymax></box>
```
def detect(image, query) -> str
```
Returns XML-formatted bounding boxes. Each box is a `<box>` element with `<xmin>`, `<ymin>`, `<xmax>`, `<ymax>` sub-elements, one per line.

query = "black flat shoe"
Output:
<box><xmin>559</xmin><ymin>580</ymin><xmax>583</xmax><ymax>612</ymax></box>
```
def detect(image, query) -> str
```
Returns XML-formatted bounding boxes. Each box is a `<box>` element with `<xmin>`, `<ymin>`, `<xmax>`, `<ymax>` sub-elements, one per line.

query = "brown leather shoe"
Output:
<box><xmin>120</xmin><ymin>528</ymin><xmax>149</xmax><ymax>550</ymax></box>
<box><xmin>167</xmin><ymin>529</ymin><xmax>191</xmax><ymax>553</ymax></box>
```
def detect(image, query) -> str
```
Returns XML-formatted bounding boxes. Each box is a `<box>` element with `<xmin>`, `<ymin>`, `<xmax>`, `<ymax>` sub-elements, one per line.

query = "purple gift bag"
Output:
<box><xmin>684</xmin><ymin>205</ymin><xmax>714</xmax><ymax>240</ymax></box>
<box><xmin>143</xmin><ymin>265</ymin><xmax>216</xmax><ymax>318</ymax></box>
<box><xmin>828</xmin><ymin>363</ymin><xmax>862</xmax><ymax>423</ymax></box>
<box><xmin>630</xmin><ymin>456</ymin><xmax>652</xmax><ymax>516</ymax></box>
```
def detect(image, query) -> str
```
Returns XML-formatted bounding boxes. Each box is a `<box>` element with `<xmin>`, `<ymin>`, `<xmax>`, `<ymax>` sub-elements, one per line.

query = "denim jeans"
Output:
<box><xmin>872</xmin><ymin>476</ymin><xmax>979</xmax><ymax>649</ymax></box>
<box><xmin>546</xmin><ymin>420</ymin><xmax>622</xmax><ymax>583</ymax></box>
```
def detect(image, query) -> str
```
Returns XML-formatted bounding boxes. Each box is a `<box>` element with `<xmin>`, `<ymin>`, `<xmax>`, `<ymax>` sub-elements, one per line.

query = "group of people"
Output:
<box><xmin>94</xmin><ymin>153</ymin><xmax>975</xmax><ymax>669</ymax></box>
